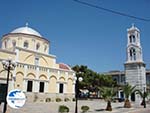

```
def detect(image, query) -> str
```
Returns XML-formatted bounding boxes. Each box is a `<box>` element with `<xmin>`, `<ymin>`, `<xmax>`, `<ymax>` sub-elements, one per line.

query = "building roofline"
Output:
<box><xmin>2</xmin><ymin>33</ymin><xmax>50</xmax><ymax>43</ymax></box>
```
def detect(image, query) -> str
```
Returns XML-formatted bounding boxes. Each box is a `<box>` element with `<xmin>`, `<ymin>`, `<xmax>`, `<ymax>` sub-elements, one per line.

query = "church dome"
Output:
<box><xmin>11</xmin><ymin>23</ymin><xmax>42</xmax><ymax>37</ymax></box>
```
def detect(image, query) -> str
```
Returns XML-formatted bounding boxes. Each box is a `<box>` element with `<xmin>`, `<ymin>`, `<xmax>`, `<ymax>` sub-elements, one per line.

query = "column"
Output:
<box><xmin>47</xmin><ymin>69</ymin><xmax>50</xmax><ymax>79</ymax></box>
<box><xmin>34</xmin><ymin>81</ymin><xmax>39</xmax><ymax>92</ymax></box>
<box><xmin>24</xmin><ymin>65</ymin><xmax>27</xmax><ymax>78</ymax></box>
<box><xmin>72</xmin><ymin>84</ymin><xmax>75</xmax><ymax>94</ymax></box>
<box><xmin>23</xmin><ymin>80</ymin><xmax>27</xmax><ymax>92</ymax></box>
<box><xmin>64</xmin><ymin>83</ymin><xmax>67</xmax><ymax>94</ymax></box>
<box><xmin>18</xmin><ymin>37</ymin><xmax>22</xmax><ymax>47</ymax></box>
<box><xmin>118</xmin><ymin>90</ymin><xmax>121</xmax><ymax>98</ymax></box>
<box><xmin>36</xmin><ymin>67</ymin><xmax>39</xmax><ymax>79</ymax></box>
<box><xmin>15</xmin><ymin>49</ymin><xmax>19</xmax><ymax>62</ymax></box>
<box><xmin>57</xmin><ymin>83</ymin><xmax>59</xmax><ymax>93</ymax></box>
<box><xmin>44</xmin><ymin>81</ymin><xmax>49</xmax><ymax>93</ymax></box>
<box><xmin>9</xmin><ymin>80</ymin><xmax>13</xmax><ymax>91</ymax></box>
<box><xmin>32</xmin><ymin>39</ymin><xmax>35</xmax><ymax>51</ymax></box>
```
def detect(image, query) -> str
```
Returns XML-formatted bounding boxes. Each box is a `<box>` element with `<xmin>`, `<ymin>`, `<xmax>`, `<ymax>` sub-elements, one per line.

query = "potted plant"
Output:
<box><xmin>58</xmin><ymin>105</ymin><xmax>69</xmax><ymax>113</ymax></box>
<box><xmin>81</xmin><ymin>105</ymin><xmax>89</xmax><ymax>113</ymax></box>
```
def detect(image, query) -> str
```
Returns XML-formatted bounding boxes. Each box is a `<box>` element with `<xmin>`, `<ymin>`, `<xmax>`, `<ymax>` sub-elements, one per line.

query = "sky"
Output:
<box><xmin>0</xmin><ymin>0</ymin><xmax>150</xmax><ymax>72</ymax></box>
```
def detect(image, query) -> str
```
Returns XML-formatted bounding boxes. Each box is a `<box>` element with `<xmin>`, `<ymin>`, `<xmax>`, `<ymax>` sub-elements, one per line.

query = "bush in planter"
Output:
<box><xmin>56</xmin><ymin>97</ymin><xmax>62</xmax><ymax>102</ymax></box>
<box><xmin>45</xmin><ymin>98</ymin><xmax>51</xmax><ymax>102</ymax></box>
<box><xmin>72</xmin><ymin>98</ymin><xmax>76</xmax><ymax>101</ymax></box>
<box><xmin>58</xmin><ymin>105</ymin><xmax>69</xmax><ymax>113</ymax></box>
<box><xmin>64</xmin><ymin>98</ymin><xmax>70</xmax><ymax>102</ymax></box>
<box><xmin>81</xmin><ymin>105</ymin><xmax>89</xmax><ymax>113</ymax></box>
<box><xmin>33</xmin><ymin>94</ymin><xmax>38</xmax><ymax>102</ymax></box>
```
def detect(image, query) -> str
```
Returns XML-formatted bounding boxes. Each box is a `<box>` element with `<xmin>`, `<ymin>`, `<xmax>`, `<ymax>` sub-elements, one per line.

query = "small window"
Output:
<box><xmin>35</xmin><ymin>57</ymin><xmax>39</xmax><ymax>65</ymax></box>
<box><xmin>36</xmin><ymin>43</ymin><xmax>40</xmax><ymax>50</ymax></box>
<box><xmin>44</xmin><ymin>45</ymin><xmax>47</xmax><ymax>52</ymax></box>
<box><xmin>24</xmin><ymin>41</ymin><xmax>28</xmax><ymax>48</ymax></box>
<box><xmin>12</xmin><ymin>40</ymin><xmax>16</xmax><ymax>47</ymax></box>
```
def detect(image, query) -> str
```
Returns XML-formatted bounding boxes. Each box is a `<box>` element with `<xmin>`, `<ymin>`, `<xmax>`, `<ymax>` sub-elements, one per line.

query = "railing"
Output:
<box><xmin>16</xmin><ymin>62</ymin><xmax>74</xmax><ymax>74</ymax></box>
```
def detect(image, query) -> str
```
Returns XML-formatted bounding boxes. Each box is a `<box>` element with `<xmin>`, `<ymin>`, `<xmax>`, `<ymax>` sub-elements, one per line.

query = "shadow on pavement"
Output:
<box><xmin>95</xmin><ymin>108</ymin><xmax>105</xmax><ymax>111</ymax></box>
<box><xmin>115</xmin><ymin>106</ymin><xmax>124</xmax><ymax>109</ymax></box>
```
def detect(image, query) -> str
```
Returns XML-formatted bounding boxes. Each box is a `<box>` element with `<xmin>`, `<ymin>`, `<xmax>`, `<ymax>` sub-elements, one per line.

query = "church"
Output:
<box><xmin>0</xmin><ymin>24</ymin><xmax>75</xmax><ymax>102</ymax></box>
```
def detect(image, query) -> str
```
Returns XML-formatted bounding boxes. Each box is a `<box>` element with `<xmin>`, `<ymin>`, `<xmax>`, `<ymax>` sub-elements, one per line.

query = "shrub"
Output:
<box><xmin>64</xmin><ymin>98</ymin><xmax>70</xmax><ymax>102</ymax></box>
<box><xmin>72</xmin><ymin>98</ymin><xmax>76</xmax><ymax>101</ymax></box>
<box><xmin>58</xmin><ymin>105</ymin><xmax>69</xmax><ymax>113</ymax></box>
<box><xmin>81</xmin><ymin>105</ymin><xmax>90</xmax><ymax>113</ymax></box>
<box><xmin>33</xmin><ymin>94</ymin><xmax>38</xmax><ymax>102</ymax></box>
<box><xmin>56</xmin><ymin>97</ymin><xmax>62</xmax><ymax>102</ymax></box>
<box><xmin>45</xmin><ymin>98</ymin><xmax>51</xmax><ymax>102</ymax></box>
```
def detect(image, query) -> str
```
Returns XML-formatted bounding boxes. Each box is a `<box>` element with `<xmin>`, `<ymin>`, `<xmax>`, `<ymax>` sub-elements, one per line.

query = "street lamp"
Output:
<box><xmin>75</xmin><ymin>73</ymin><xmax>83</xmax><ymax>113</ymax></box>
<box><xmin>143</xmin><ymin>87</ymin><xmax>146</xmax><ymax>108</ymax></box>
<box><xmin>1</xmin><ymin>59</ymin><xmax>17</xmax><ymax>113</ymax></box>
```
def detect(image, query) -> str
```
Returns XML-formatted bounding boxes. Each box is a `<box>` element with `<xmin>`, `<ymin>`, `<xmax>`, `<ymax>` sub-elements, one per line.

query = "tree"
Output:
<box><xmin>135</xmin><ymin>89</ymin><xmax>149</xmax><ymax>106</ymax></box>
<box><xmin>100</xmin><ymin>87</ymin><xmax>116</xmax><ymax>111</ymax></box>
<box><xmin>123</xmin><ymin>84</ymin><xmax>136</xmax><ymax>108</ymax></box>
<box><xmin>72</xmin><ymin>65</ymin><xmax>117</xmax><ymax>98</ymax></box>
<box><xmin>72</xmin><ymin>65</ymin><xmax>116</xmax><ymax>89</ymax></box>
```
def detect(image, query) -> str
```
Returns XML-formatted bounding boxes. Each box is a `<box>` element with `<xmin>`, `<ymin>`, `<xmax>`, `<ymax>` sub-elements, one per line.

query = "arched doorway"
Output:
<box><xmin>131</xmin><ymin>92</ymin><xmax>135</xmax><ymax>101</ymax></box>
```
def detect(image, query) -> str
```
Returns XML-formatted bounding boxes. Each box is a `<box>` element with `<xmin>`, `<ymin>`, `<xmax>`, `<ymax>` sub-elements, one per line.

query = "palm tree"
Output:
<box><xmin>135</xmin><ymin>89</ymin><xmax>149</xmax><ymax>106</ymax></box>
<box><xmin>123</xmin><ymin>83</ymin><xmax>136</xmax><ymax>108</ymax></box>
<box><xmin>100</xmin><ymin>87</ymin><xmax>116</xmax><ymax>111</ymax></box>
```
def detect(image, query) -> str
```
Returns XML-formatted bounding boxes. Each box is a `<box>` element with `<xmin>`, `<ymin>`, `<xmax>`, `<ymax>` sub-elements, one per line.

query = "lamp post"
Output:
<box><xmin>143</xmin><ymin>87</ymin><xmax>146</xmax><ymax>108</ymax></box>
<box><xmin>2</xmin><ymin>59</ymin><xmax>16</xmax><ymax>113</ymax></box>
<box><xmin>75</xmin><ymin>73</ymin><xmax>83</xmax><ymax>113</ymax></box>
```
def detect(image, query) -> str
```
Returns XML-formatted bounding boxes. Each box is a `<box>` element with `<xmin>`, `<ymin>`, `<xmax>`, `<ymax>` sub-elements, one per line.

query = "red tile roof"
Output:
<box><xmin>59</xmin><ymin>63</ymin><xmax>71</xmax><ymax>70</ymax></box>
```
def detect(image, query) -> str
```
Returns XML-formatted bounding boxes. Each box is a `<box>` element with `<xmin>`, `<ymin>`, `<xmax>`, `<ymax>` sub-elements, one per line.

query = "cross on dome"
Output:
<box><xmin>132</xmin><ymin>23</ymin><xmax>135</xmax><ymax>28</ymax></box>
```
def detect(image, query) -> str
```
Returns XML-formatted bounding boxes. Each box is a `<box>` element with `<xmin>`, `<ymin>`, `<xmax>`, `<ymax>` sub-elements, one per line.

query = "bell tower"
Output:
<box><xmin>124</xmin><ymin>24</ymin><xmax>146</xmax><ymax>102</ymax></box>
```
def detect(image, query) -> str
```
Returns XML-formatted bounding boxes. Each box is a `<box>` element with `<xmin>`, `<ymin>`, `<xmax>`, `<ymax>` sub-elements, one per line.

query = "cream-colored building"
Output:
<box><xmin>0</xmin><ymin>24</ymin><xmax>75</xmax><ymax>102</ymax></box>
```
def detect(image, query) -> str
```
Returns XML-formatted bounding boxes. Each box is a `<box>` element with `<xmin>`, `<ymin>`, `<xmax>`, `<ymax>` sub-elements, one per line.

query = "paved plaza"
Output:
<box><xmin>0</xmin><ymin>99</ymin><xmax>150</xmax><ymax>113</ymax></box>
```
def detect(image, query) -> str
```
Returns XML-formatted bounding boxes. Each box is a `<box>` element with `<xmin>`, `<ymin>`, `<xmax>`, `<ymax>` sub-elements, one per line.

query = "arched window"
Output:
<box><xmin>129</xmin><ymin>35</ymin><xmax>136</xmax><ymax>43</ymax></box>
<box><xmin>36</xmin><ymin>43</ymin><xmax>40</xmax><ymax>50</ymax></box>
<box><xmin>129</xmin><ymin>36</ymin><xmax>132</xmax><ymax>43</ymax></box>
<box><xmin>130</xmin><ymin>48</ymin><xmax>136</xmax><ymax>61</ymax></box>
<box><xmin>44</xmin><ymin>45</ymin><xmax>47</xmax><ymax>52</ymax></box>
<box><xmin>132</xmin><ymin>35</ymin><xmax>136</xmax><ymax>43</ymax></box>
<box><xmin>4</xmin><ymin>41</ymin><xmax>7</xmax><ymax>48</ymax></box>
<box><xmin>24</xmin><ymin>41</ymin><xmax>28</xmax><ymax>48</ymax></box>
<box><xmin>12</xmin><ymin>40</ymin><xmax>16</xmax><ymax>47</ymax></box>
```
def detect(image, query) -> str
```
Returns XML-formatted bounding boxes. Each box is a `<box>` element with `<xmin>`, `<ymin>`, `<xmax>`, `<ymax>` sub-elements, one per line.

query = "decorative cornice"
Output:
<box><xmin>2</xmin><ymin>33</ymin><xmax>50</xmax><ymax>43</ymax></box>
<box><xmin>0</xmin><ymin>49</ymin><xmax>16</xmax><ymax>54</ymax></box>
<box><xmin>15</xmin><ymin>46</ymin><xmax>56</xmax><ymax>58</ymax></box>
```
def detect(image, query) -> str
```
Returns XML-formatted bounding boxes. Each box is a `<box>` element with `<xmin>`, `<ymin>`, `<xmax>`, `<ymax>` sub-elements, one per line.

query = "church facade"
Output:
<box><xmin>0</xmin><ymin>24</ymin><xmax>75</xmax><ymax>102</ymax></box>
